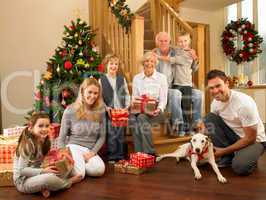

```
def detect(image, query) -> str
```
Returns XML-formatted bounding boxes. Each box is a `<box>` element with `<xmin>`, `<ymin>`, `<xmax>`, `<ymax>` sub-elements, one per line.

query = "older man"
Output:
<box><xmin>129</xmin><ymin>51</ymin><xmax>168</xmax><ymax>155</ymax></box>
<box><xmin>204</xmin><ymin>70</ymin><xmax>266</xmax><ymax>175</ymax></box>
<box><xmin>153</xmin><ymin>32</ymin><xmax>202</xmax><ymax>136</ymax></box>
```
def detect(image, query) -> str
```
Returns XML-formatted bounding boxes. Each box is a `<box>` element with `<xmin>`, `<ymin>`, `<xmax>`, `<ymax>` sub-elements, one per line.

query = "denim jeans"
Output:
<box><xmin>167</xmin><ymin>88</ymin><xmax>202</xmax><ymax>135</ymax></box>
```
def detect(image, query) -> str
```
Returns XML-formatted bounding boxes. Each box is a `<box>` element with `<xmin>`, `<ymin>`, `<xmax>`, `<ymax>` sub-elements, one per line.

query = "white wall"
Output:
<box><xmin>126</xmin><ymin>0</ymin><xmax>148</xmax><ymax>12</ymax></box>
<box><xmin>179</xmin><ymin>7</ymin><xmax>226</xmax><ymax>70</ymax></box>
<box><xmin>0</xmin><ymin>0</ymin><xmax>89</xmax><ymax>129</ymax></box>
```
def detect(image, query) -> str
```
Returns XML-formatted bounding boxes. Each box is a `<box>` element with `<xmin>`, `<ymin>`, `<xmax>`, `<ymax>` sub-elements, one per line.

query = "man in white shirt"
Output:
<box><xmin>204</xmin><ymin>69</ymin><xmax>266</xmax><ymax>175</ymax></box>
<box><xmin>129</xmin><ymin>51</ymin><xmax>168</xmax><ymax>155</ymax></box>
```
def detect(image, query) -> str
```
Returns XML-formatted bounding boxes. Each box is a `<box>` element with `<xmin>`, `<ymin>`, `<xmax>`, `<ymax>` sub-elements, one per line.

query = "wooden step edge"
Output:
<box><xmin>153</xmin><ymin>136</ymin><xmax>191</xmax><ymax>145</ymax></box>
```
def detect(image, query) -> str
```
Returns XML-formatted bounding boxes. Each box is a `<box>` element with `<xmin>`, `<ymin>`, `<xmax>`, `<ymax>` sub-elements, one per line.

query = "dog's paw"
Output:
<box><xmin>156</xmin><ymin>157</ymin><xmax>162</xmax><ymax>162</ymax></box>
<box><xmin>194</xmin><ymin>173</ymin><xmax>202</xmax><ymax>180</ymax></box>
<box><xmin>218</xmin><ymin>176</ymin><xmax>227</xmax><ymax>184</ymax></box>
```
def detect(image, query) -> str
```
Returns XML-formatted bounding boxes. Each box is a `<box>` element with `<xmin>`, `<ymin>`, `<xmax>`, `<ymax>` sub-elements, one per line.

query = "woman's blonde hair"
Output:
<box><xmin>72</xmin><ymin>77</ymin><xmax>104</xmax><ymax>121</ymax></box>
<box><xmin>16</xmin><ymin>112</ymin><xmax>51</xmax><ymax>159</ymax></box>
<box><xmin>141</xmin><ymin>51</ymin><xmax>158</xmax><ymax>66</ymax></box>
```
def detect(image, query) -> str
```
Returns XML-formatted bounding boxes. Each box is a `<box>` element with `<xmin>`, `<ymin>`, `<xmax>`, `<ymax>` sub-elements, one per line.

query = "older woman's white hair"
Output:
<box><xmin>140</xmin><ymin>51</ymin><xmax>158</xmax><ymax>66</ymax></box>
<box><xmin>155</xmin><ymin>32</ymin><xmax>171</xmax><ymax>46</ymax></box>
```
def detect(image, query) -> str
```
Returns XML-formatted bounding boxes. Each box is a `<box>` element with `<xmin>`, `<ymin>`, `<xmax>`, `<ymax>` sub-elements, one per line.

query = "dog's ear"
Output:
<box><xmin>194</xmin><ymin>121</ymin><xmax>206</xmax><ymax>134</ymax></box>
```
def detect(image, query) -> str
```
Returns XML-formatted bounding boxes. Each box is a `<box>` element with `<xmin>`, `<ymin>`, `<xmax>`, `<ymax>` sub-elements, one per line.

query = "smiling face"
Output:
<box><xmin>157</xmin><ymin>33</ymin><xmax>170</xmax><ymax>52</ymax></box>
<box><xmin>31</xmin><ymin>118</ymin><xmax>50</xmax><ymax>142</ymax></box>
<box><xmin>143</xmin><ymin>56</ymin><xmax>156</xmax><ymax>77</ymax></box>
<box><xmin>207</xmin><ymin>77</ymin><xmax>230</xmax><ymax>102</ymax></box>
<box><xmin>83</xmin><ymin>84</ymin><xmax>100</xmax><ymax>107</ymax></box>
<box><xmin>107</xmin><ymin>58</ymin><xmax>119</xmax><ymax>76</ymax></box>
<box><xmin>177</xmin><ymin>34</ymin><xmax>191</xmax><ymax>50</ymax></box>
<box><xmin>191</xmin><ymin>133</ymin><xmax>208</xmax><ymax>154</ymax></box>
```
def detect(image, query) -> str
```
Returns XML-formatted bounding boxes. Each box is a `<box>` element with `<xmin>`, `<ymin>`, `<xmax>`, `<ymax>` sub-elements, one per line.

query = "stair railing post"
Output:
<box><xmin>130</xmin><ymin>15</ymin><xmax>144</xmax><ymax>77</ymax></box>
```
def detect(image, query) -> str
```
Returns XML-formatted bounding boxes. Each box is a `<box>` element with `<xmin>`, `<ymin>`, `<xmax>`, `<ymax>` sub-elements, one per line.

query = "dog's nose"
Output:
<box><xmin>195</xmin><ymin>148</ymin><xmax>200</xmax><ymax>153</ymax></box>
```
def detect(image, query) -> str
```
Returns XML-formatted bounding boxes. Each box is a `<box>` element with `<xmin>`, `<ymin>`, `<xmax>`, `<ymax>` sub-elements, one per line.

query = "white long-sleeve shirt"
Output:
<box><xmin>132</xmin><ymin>70</ymin><xmax>168</xmax><ymax>112</ymax></box>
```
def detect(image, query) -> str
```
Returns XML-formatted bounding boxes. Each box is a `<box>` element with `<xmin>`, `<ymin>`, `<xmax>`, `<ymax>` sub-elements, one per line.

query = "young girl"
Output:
<box><xmin>100</xmin><ymin>54</ymin><xmax>130</xmax><ymax>162</ymax></box>
<box><xmin>13</xmin><ymin>112</ymin><xmax>82</xmax><ymax>198</ymax></box>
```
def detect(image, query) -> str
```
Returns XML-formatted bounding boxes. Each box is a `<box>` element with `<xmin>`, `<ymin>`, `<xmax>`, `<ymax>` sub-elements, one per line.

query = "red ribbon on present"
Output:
<box><xmin>129</xmin><ymin>152</ymin><xmax>155</xmax><ymax>168</ymax></box>
<box><xmin>140</xmin><ymin>95</ymin><xmax>157</xmax><ymax>113</ymax></box>
<box><xmin>111</xmin><ymin>109</ymin><xmax>129</xmax><ymax>127</ymax></box>
<box><xmin>49</xmin><ymin>123</ymin><xmax>61</xmax><ymax>139</ymax></box>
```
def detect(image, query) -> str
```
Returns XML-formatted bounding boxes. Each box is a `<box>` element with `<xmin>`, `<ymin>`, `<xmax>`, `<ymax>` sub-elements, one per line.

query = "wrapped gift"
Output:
<box><xmin>111</xmin><ymin>109</ymin><xmax>129</xmax><ymax>127</ymax></box>
<box><xmin>0</xmin><ymin>164</ymin><xmax>14</xmax><ymax>187</ymax></box>
<box><xmin>3</xmin><ymin>126</ymin><xmax>26</xmax><ymax>137</ymax></box>
<box><xmin>49</xmin><ymin>123</ymin><xmax>60</xmax><ymax>139</ymax></box>
<box><xmin>41</xmin><ymin>147</ymin><xmax>74</xmax><ymax>178</ymax></box>
<box><xmin>129</xmin><ymin>152</ymin><xmax>155</xmax><ymax>168</ymax></box>
<box><xmin>131</xmin><ymin>95</ymin><xmax>158</xmax><ymax>115</ymax></box>
<box><xmin>0</xmin><ymin>136</ymin><xmax>18</xmax><ymax>164</ymax></box>
<box><xmin>114</xmin><ymin>160</ymin><xmax>146</xmax><ymax>175</ymax></box>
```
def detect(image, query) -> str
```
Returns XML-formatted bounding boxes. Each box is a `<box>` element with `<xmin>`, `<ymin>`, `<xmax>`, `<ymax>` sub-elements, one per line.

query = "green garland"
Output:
<box><xmin>108</xmin><ymin>0</ymin><xmax>134</xmax><ymax>33</ymax></box>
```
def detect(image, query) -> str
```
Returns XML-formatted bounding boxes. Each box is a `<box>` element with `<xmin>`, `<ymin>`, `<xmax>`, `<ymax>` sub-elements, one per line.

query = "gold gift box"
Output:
<box><xmin>114</xmin><ymin>163</ymin><xmax>146</xmax><ymax>175</ymax></box>
<box><xmin>0</xmin><ymin>164</ymin><xmax>14</xmax><ymax>187</ymax></box>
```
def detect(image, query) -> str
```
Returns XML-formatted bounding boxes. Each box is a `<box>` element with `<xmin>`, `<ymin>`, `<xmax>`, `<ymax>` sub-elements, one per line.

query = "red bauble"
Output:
<box><xmin>64</xmin><ymin>61</ymin><xmax>73</xmax><ymax>70</ymax></box>
<box><xmin>98</xmin><ymin>63</ymin><xmax>105</xmax><ymax>72</ymax></box>
<box><xmin>62</xmin><ymin>90</ymin><xmax>70</xmax><ymax>98</ymax></box>
<box><xmin>247</xmin><ymin>80</ymin><xmax>253</xmax><ymax>87</ymax></box>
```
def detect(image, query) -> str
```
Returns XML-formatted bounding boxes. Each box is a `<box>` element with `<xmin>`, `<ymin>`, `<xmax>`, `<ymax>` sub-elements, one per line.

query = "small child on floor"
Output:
<box><xmin>13</xmin><ymin>112</ymin><xmax>82</xmax><ymax>198</ymax></box>
<box><xmin>158</xmin><ymin>31</ymin><xmax>199</xmax><ymax>135</ymax></box>
<box><xmin>100</xmin><ymin>54</ymin><xmax>130</xmax><ymax>162</ymax></box>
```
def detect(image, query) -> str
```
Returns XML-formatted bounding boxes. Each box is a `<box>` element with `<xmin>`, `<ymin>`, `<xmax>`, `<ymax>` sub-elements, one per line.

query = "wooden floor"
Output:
<box><xmin>1</xmin><ymin>155</ymin><xmax>266</xmax><ymax>200</ymax></box>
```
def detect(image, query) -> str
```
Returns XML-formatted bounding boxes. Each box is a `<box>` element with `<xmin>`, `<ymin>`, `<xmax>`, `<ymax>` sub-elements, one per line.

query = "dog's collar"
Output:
<box><xmin>188</xmin><ymin>143</ymin><xmax>209</xmax><ymax>161</ymax></box>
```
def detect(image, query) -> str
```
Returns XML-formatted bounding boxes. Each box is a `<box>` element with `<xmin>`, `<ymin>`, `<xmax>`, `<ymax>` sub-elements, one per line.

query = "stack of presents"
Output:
<box><xmin>0</xmin><ymin>123</ymin><xmax>73</xmax><ymax>187</ymax></box>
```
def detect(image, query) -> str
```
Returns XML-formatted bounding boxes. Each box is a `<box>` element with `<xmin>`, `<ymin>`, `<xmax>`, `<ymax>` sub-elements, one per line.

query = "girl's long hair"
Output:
<box><xmin>16</xmin><ymin>112</ymin><xmax>51</xmax><ymax>159</ymax></box>
<box><xmin>72</xmin><ymin>77</ymin><xmax>104</xmax><ymax>122</ymax></box>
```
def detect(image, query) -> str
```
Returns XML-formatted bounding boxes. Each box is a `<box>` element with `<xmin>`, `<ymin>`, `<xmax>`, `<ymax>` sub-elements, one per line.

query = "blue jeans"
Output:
<box><xmin>167</xmin><ymin>88</ymin><xmax>202</xmax><ymax>135</ymax></box>
<box><xmin>204</xmin><ymin>113</ymin><xmax>265</xmax><ymax>175</ymax></box>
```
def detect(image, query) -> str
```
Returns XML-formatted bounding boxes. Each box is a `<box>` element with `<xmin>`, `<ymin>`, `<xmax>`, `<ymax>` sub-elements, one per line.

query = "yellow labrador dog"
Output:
<box><xmin>156</xmin><ymin>133</ymin><xmax>227</xmax><ymax>183</ymax></box>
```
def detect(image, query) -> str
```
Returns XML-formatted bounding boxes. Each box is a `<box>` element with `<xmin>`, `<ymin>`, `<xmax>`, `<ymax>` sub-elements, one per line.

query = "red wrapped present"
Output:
<box><xmin>0</xmin><ymin>145</ymin><xmax>17</xmax><ymax>164</ymax></box>
<box><xmin>111</xmin><ymin>109</ymin><xmax>129</xmax><ymax>127</ymax></box>
<box><xmin>129</xmin><ymin>152</ymin><xmax>155</xmax><ymax>168</ymax></box>
<box><xmin>49</xmin><ymin>123</ymin><xmax>61</xmax><ymax>139</ymax></box>
<box><xmin>41</xmin><ymin>147</ymin><xmax>74</xmax><ymax>178</ymax></box>
<box><xmin>131</xmin><ymin>95</ymin><xmax>158</xmax><ymax>115</ymax></box>
<box><xmin>114</xmin><ymin>160</ymin><xmax>146</xmax><ymax>175</ymax></box>
<box><xmin>0</xmin><ymin>136</ymin><xmax>18</xmax><ymax>164</ymax></box>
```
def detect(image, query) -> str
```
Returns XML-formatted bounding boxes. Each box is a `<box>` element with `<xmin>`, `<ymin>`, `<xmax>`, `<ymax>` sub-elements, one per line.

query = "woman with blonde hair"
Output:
<box><xmin>58</xmin><ymin>77</ymin><xmax>106</xmax><ymax>179</ymax></box>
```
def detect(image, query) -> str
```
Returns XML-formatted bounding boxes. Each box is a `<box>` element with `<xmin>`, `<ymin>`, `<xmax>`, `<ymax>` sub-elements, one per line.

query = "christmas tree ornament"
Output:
<box><xmin>77</xmin><ymin>59</ymin><xmax>85</xmax><ymax>66</ymax></box>
<box><xmin>40</xmin><ymin>79</ymin><xmax>45</xmax><ymax>85</ymax></box>
<box><xmin>85</xmin><ymin>63</ymin><xmax>90</xmax><ymax>68</ymax></box>
<box><xmin>64</xmin><ymin>61</ymin><xmax>73</xmax><ymax>70</ymax></box>
<box><xmin>43</xmin><ymin>71</ymin><xmax>53</xmax><ymax>80</ymax></box>
<box><xmin>79</xmin><ymin>52</ymin><xmax>83</xmax><ymax>56</ymax></box>
<box><xmin>79</xmin><ymin>20</ymin><xmax>84</xmax><ymax>25</ymax></box>
<box><xmin>75</xmin><ymin>33</ymin><xmax>78</xmax><ymax>37</ymax></box>
<box><xmin>247</xmin><ymin>80</ymin><xmax>253</xmax><ymax>87</ymax></box>
<box><xmin>78</xmin><ymin>40</ymin><xmax>82</xmax><ymax>45</ymax></box>
<box><xmin>56</xmin><ymin>66</ymin><xmax>60</xmax><ymax>73</ymax></box>
<box><xmin>62</xmin><ymin>90</ymin><xmax>70</xmax><ymax>98</ymax></box>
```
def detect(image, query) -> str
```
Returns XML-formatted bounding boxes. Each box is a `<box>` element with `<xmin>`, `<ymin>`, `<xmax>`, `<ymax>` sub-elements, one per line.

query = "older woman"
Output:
<box><xmin>129</xmin><ymin>51</ymin><xmax>168</xmax><ymax>155</ymax></box>
<box><xmin>58</xmin><ymin>77</ymin><xmax>106</xmax><ymax>179</ymax></box>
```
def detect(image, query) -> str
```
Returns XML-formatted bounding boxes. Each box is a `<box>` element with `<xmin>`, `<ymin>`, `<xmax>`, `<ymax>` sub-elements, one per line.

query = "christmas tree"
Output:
<box><xmin>30</xmin><ymin>18</ymin><xmax>104</xmax><ymax>122</ymax></box>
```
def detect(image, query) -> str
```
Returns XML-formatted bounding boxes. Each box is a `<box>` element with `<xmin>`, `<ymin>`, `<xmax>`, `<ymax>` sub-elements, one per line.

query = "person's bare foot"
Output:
<box><xmin>69</xmin><ymin>174</ymin><xmax>83</xmax><ymax>184</ymax></box>
<box><xmin>41</xmin><ymin>189</ymin><xmax>50</xmax><ymax>198</ymax></box>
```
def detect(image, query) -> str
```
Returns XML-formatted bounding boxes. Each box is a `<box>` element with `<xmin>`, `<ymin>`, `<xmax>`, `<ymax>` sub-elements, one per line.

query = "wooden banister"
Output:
<box><xmin>89</xmin><ymin>0</ymin><xmax>144</xmax><ymax>81</ymax></box>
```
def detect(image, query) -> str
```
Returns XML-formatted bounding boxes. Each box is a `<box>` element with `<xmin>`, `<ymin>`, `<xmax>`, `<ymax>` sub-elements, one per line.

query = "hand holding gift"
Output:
<box><xmin>131</xmin><ymin>94</ymin><xmax>158</xmax><ymax>115</ymax></box>
<box><xmin>41</xmin><ymin>147</ymin><xmax>74</xmax><ymax>178</ymax></box>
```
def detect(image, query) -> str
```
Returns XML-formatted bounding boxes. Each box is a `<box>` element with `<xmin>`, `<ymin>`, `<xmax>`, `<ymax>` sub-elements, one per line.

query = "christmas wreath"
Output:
<box><xmin>221</xmin><ymin>18</ymin><xmax>263</xmax><ymax>64</ymax></box>
<box><xmin>108</xmin><ymin>0</ymin><xmax>134</xmax><ymax>33</ymax></box>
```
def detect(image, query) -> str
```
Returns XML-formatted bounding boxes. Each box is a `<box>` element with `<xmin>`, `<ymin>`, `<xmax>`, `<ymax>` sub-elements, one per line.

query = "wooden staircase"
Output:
<box><xmin>89</xmin><ymin>0</ymin><xmax>201</xmax><ymax>154</ymax></box>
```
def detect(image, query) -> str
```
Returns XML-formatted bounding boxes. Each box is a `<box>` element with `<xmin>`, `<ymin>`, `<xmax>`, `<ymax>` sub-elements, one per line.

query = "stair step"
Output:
<box><xmin>144</xmin><ymin>29</ymin><xmax>154</xmax><ymax>40</ymax></box>
<box><xmin>144</xmin><ymin>19</ymin><xmax>152</xmax><ymax>30</ymax></box>
<box><xmin>144</xmin><ymin>40</ymin><xmax>155</xmax><ymax>50</ymax></box>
